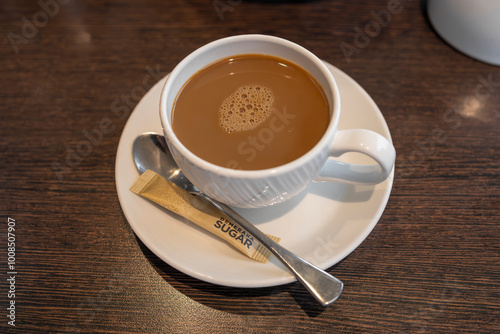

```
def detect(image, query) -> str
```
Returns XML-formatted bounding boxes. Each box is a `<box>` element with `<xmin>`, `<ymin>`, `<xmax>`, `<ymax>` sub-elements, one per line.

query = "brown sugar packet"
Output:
<box><xmin>130</xmin><ymin>169</ymin><xmax>281</xmax><ymax>263</ymax></box>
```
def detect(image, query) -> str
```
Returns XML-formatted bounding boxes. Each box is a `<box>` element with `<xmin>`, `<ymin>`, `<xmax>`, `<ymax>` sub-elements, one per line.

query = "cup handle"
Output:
<box><xmin>315</xmin><ymin>129</ymin><xmax>396</xmax><ymax>184</ymax></box>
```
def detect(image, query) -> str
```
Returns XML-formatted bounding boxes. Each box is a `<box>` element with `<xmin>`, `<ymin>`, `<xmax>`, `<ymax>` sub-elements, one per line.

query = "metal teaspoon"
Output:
<box><xmin>132</xmin><ymin>133</ymin><xmax>343</xmax><ymax>306</ymax></box>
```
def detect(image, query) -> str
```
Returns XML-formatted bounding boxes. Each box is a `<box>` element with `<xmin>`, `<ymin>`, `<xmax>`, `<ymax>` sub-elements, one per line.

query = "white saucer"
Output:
<box><xmin>115</xmin><ymin>61</ymin><xmax>394</xmax><ymax>288</ymax></box>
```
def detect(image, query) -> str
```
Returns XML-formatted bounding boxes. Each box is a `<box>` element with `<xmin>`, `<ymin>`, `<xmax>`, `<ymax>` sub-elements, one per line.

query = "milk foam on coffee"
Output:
<box><xmin>219</xmin><ymin>85</ymin><xmax>274</xmax><ymax>133</ymax></box>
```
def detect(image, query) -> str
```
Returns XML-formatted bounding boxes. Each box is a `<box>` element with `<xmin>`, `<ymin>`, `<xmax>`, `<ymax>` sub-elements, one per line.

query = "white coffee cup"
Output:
<box><xmin>160</xmin><ymin>34</ymin><xmax>395</xmax><ymax>208</ymax></box>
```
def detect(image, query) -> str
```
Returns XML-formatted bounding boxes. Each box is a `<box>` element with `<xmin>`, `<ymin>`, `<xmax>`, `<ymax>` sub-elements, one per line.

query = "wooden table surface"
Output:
<box><xmin>1</xmin><ymin>0</ymin><xmax>499</xmax><ymax>333</ymax></box>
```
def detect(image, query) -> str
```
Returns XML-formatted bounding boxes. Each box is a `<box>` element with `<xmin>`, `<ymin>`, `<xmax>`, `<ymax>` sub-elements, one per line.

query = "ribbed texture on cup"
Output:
<box><xmin>172</xmin><ymin>145</ymin><xmax>327</xmax><ymax>208</ymax></box>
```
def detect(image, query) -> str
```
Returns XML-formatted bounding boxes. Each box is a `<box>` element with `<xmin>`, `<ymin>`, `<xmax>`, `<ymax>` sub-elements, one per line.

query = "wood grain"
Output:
<box><xmin>0</xmin><ymin>0</ymin><xmax>498</xmax><ymax>333</ymax></box>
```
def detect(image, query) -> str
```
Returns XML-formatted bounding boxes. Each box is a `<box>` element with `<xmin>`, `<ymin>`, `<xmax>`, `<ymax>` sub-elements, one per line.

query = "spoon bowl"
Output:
<box><xmin>133</xmin><ymin>133</ymin><xmax>197</xmax><ymax>193</ymax></box>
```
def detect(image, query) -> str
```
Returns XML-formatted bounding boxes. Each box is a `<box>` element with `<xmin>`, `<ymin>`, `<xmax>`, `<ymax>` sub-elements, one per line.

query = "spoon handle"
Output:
<box><xmin>195</xmin><ymin>193</ymin><xmax>343</xmax><ymax>306</ymax></box>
